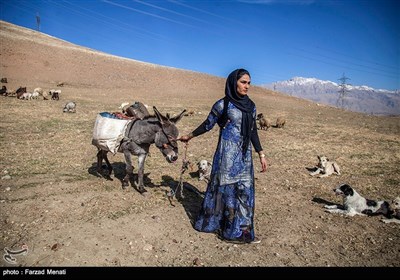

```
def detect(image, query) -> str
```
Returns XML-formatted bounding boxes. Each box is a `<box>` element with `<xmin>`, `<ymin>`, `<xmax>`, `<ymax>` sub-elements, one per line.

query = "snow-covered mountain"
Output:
<box><xmin>261</xmin><ymin>77</ymin><xmax>400</xmax><ymax>116</ymax></box>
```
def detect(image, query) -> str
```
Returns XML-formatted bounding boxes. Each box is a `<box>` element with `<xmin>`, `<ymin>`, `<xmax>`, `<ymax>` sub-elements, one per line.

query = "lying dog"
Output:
<box><xmin>324</xmin><ymin>183</ymin><xmax>390</xmax><ymax>217</ymax></box>
<box><xmin>381</xmin><ymin>197</ymin><xmax>400</xmax><ymax>224</ymax></box>
<box><xmin>197</xmin><ymin>159</ymin><xmax>212</xmax><ymax>182</ymax></box>
<box><xmin>309</xmin><ymin>155</ymin><xmax>341</xmax><ymax>178</ymax></box>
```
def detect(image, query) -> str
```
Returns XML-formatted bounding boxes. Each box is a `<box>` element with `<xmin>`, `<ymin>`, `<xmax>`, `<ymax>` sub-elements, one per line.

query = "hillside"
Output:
<box><xmin>1</xmin><ymin>20</ymin><xmax>400</xmax><ymax>268</ymax></box>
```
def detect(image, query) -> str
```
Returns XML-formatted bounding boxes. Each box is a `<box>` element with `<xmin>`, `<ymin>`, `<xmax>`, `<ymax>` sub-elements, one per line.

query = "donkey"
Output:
<box><xmin>94</xmin><ymin>106</ymin><xmax>186</xmax><ymax>193</ymax></box>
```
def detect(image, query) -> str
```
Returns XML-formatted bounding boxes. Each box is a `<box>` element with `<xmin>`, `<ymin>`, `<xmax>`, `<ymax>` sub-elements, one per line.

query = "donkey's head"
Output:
<box><xmin>153</xmin><ymin>107</ymin><xmax>186</xmax><ymax>163</ymax></box>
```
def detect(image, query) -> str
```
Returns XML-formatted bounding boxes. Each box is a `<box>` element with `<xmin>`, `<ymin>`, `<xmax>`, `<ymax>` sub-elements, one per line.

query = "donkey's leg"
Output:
<box><xmin>122</xmin><ymin>151</ymin><xmax>134</xmax><ymax>189</ymax></box>
<box><xmin>96</xmin><ymin>149</ymin><xmax>104</xmax><ymax>174</ymax></box>
<box><xmin>136</xmin><ymin>153</ymin><xmax>147</xmax><ymax>193</ymax></box>
<box><xmin>97</xmin><ymin>150</ymin><xmax>113</xmax><ymax>177</ymax></box>
<box><xmin>102</xmin><ymin>150</ymin><xmax>113</xmax><ymax>176</ymax></box>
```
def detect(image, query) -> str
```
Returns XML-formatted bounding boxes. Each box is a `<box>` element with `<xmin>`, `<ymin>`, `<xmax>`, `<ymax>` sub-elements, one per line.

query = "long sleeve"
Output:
<box><xmin>191</xmin><ymin>99</ymin><xmax>224</xmax><ymax>137</ymax></box>
<box><xmin>250</xmin><ymin>117</ymin><xmax>263</xmax><ymax>152</ymax></box>
<box><xmin>191</xmin><ymin>120</ymin><xmax>209</xmax><ymax>137</ymax></box>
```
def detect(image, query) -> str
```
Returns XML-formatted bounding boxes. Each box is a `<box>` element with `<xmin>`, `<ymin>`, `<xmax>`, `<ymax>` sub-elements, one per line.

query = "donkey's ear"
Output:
<box><xmin>153</xmin><ymin>106</ymin><xmax>168</xmax><ymax>124</ymax></box>
<box><xmin>170</xmin><ymin>109</ymin><xmax>187</xmax><ymax>124</ymax></box>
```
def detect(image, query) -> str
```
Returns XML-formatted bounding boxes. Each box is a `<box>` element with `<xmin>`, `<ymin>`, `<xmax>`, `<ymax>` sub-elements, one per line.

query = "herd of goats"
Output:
<box><xmin>0</xmin><ymin>78</ymin><xmax>76</xmax><ymax>113</ymax></box>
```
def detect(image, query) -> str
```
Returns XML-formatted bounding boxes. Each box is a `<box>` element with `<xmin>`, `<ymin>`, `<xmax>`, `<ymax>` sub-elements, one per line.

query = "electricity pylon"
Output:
<box><xmin>337</xmin><ymin>73</ymin><xmax>350</xmax><ymax>109</ymax></box>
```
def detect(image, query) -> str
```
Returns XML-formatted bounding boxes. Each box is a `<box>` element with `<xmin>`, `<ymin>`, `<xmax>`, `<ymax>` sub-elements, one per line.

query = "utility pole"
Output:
<box><xmin>36</xmin><ymin>12</ymin><xmax>41</xmax><ymax>32</ymax></box>
<box><xmin>336</xmin><ymin>73</ymin><xmax>350</xmax><ymax>109</ymax></box>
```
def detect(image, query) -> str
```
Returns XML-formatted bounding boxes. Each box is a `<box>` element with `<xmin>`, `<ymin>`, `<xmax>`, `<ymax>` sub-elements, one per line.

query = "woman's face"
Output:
<box><xmin>236</xmin><ymin>74</ymin><xmax>251</xmax><ymax>96</ymax></box>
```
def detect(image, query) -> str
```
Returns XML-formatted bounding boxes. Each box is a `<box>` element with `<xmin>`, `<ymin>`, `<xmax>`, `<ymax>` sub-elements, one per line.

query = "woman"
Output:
<box><xmin>179</xmin><ymin>68</ymin><xmax>267</xmax><ymax>244</ymax></box>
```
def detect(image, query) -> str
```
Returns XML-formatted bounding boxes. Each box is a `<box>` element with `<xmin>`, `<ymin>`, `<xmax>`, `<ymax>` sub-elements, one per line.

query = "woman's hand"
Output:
<box><xmin>260</xmin><ymin>157</ymin><xmax>267</xmax><ymax>172</ymax></box>
<box><xmin>258</xmin><ymin>152</ymin><xmax>267</xmax><ymax>172</ymax></box>
<box><xmin>178</xmin><ymin>134</ymin><xmax>192</xmax><ymax>143</ymax></box>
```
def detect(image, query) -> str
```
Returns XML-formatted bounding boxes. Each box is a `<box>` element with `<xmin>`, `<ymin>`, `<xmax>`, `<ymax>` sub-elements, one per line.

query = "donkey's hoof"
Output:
<box><xmin>105</xmin><ymin>175</ymin><xmax>113</xmax><ymax>181</ymax></box>
<box><xmin>137</xmin><ymin>186</ymin><xmax>147</xmax><ymax>194</ymax></box>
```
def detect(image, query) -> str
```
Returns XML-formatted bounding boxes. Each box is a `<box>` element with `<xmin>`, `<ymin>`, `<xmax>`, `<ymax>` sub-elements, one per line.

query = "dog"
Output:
<box><xmin>309</xmin><ymin>155</ymin><xmax>341</xmax><ymax>178</ymax></box>
<box><xmin>324</xmin><ymin>183</ymin><xmax>391</xmax><ymax>217</ymax></box>
<box><xmin>197</xmin><ymin>159</ymin><xmax>212</xmax><ymax>182</ymax></box>
<box><xmin>381</xmin><ymin>197</ymin><xmax>400</xmax><ymax>224</ymax></box>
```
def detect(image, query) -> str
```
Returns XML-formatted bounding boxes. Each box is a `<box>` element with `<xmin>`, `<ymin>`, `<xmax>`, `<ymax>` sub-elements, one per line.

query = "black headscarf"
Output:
<box><xmin>219</xmin><ymin>68</ymin><xmax>255</xmax><ymax>156</ymax></box>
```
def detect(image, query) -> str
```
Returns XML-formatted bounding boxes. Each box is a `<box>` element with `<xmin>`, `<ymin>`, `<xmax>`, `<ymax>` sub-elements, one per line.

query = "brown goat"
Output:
<box><xmin>256</xmin><ymin>113</ymin><xmax>270</xmax><ymax>130</ymax></box>
<box><xmin>16</xmin><ymin>87</ymin><xmax>27</xmax><ymax>99</ymax></box>
<box><xmin>276</xmin><ymin>117</ymin><xmax>286</xmax><ymax>128</ymax></box>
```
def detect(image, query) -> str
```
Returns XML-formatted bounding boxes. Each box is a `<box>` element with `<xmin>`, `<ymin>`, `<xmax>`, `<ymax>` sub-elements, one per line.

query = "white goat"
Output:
<box><xmin>20</xmin><ymin>92</ymin><xmax>32</xmax><ymax>100</ymax></box>
<box><xmin>31</xmin><ymin>91</ymin><xmax>40</xmax><ymax>99</ymax></box>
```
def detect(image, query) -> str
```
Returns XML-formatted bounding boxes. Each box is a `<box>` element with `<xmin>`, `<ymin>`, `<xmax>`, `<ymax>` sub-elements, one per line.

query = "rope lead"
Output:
<box><xmin>167</xmin><ymin>142</ymin><xmax>189</xmax><ymax>206</ymax></box>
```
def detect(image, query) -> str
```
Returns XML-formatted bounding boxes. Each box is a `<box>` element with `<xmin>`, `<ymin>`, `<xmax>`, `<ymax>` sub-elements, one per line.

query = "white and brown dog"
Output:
<box><xmin>324</xmin><ymin>184</ymin><xmax>390</xmax><ymax>217</ymax></box>
<box><xmin>310</xmin><ymin>155</ymin><xmax>340</xmax><ymax>178</ymax></box>
<box><xmin>197</xmin><ymin>159</ymin><xmax>212</xmax><ymax>182</ymax></box>
<box><xmin>381</xmin><ymin>197</ymin><xmax>400</xmax><ymax>224</ymax></box>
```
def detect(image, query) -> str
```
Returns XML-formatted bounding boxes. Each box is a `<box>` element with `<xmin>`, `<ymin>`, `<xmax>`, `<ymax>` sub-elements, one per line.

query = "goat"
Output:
<box><xmin>33</xmin><ymin>87</ymin><xmax>43</xmax><ymax>95</ymax></box>
<box><xmin>276</xmin><ymin>117</ymin><xmax>286</xmax><ymax>128</ymax></box>
<box><xmin>63</xmin><ymin>101</ymin><xmax>76</xmax><ymax>113</ymax></box>
<box><xmin>51</xmin><ymin>89</ymin><xmax>61</xmax><ymax>100</ymax></box>
<box><xmin>16</xmin><ymin>87</ymin><xmax>27</xmax><ymax>99</ymax></box>
<box><xmin>0</xmin><ymin>85</ymin><xmax>6</xmax><ymax>95</ymax></box>
<box><xmin>256</xmin><ymin>113</ymin><xmax>270</xmax><ymax>130</ymax></box>
<box><xmin>31</xmin><ymin>91</ymin><xmax>40</xmax><ymax>99</ymax></box>
<box><xmin>20</xmin><ymin>92</ymin><xmax>32</xmax><ymax>100</ymax></box>
<box><xmin>32</xmin><ymin>87</ymin><xmax>45</xmax><ymax>99</ymax></box>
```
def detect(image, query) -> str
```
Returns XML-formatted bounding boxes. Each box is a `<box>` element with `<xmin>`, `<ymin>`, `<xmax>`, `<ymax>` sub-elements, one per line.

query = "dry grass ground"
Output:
<box><xmin>1</xmin><ymin>20</ymin><xmax>400</xmax><ymax>267</ymax></box>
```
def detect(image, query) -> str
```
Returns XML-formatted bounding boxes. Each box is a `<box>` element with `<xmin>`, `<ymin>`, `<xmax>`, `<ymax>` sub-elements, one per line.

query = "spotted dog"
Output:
<box><xmin>381</xmin><ymin>197</ymin><xmax>400</xmax><ymax>224</ymax></box>
<box><xmin>324</xmin><ymin>183</ymin><xmax>390</xmax><ymax>217</ymax></box>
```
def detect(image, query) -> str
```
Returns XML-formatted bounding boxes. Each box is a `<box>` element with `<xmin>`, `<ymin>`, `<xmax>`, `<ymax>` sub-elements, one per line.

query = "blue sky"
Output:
<box><xmin>1</xmin><ymin>0</ymin><xmax>399</xmax><ymax>90</ymax></box>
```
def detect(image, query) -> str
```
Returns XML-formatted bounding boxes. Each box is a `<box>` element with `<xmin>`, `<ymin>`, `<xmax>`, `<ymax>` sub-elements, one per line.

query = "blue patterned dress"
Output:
<box><xmin>194</xmin><ymin>98</ymin><xmax>258</xmax><ymax>241</ymax></box>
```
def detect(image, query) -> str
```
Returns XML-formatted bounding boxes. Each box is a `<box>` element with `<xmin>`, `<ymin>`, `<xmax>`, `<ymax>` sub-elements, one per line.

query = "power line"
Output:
<box><xmin>36</xmin><ymin>12</ymin><xmax>40</xmax><ymax>31</ymax></box>
<box><xmin>336</xmin><ymin>73</ymin><xmax>351</xmax><ymax>109</ymax></box>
